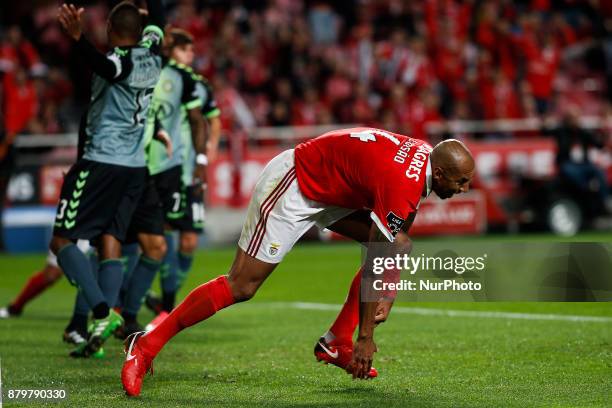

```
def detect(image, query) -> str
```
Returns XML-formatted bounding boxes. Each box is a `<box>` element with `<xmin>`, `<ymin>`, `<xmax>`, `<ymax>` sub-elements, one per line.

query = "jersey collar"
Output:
<box><xmin>423</xmin><ymin>159</ymin><xmax>433</xmax><ymax>198</ymax></box>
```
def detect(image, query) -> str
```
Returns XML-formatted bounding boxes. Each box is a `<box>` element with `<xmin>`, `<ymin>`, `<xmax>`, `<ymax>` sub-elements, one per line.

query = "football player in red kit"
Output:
<box><xmin>122</xmin><ymin>127</ymin><xmax>475</xmax><ymax>396</ymax></box>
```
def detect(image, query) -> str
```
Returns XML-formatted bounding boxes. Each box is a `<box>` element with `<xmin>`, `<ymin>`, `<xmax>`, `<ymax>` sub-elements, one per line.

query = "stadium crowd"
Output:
<box><xmin>0</xmin><ymin>0</ymin><xmax>611</xmax><ymax>141</ymax></box>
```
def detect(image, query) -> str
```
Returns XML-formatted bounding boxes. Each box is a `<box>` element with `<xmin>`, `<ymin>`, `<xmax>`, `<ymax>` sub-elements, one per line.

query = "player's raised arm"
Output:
<box><xmin>144</xmin><ymin>0</ymin><xmax>166</xmax><ymax>31</ymax></box>
<box><xmin>58</xmin><ymin>4</ymin><xmax>120</xmax><ymax>81</ymax></box>
<box><xmin>136</xmin><ymin>0</ymin><xmax>165</xmax><ymax>55</ymax></box>
<box><xmin>57</xmin><ymin>4</ymin><xmax>83</xmax><ymax>41</ymax></box>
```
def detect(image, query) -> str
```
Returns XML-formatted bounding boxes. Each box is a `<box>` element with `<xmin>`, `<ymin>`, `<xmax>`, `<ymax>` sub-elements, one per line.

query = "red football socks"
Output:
<box><xmin>11</xmin><ymin>271</ymin><xmax>55</xmax><ymax>311</ymax></box>
<box><xmin>328</xmin><ymin>268</ymin><xmax>361</xmax><ymax>344</ymax></box>
<box><xmin>140</xmin><ymin>275</ymin><xmax>234</xmax><ymax>357</ymax></box>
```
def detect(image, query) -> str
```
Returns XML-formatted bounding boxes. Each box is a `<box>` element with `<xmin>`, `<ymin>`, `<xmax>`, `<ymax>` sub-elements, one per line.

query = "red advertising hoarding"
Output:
<box><xmin>410</xmin><ymin>191</ymin><xmax>487</xmax><ymax>235</ymax></box>
<box><xmin>10</xmin><ymin>138</ymin><xmax>611</xmax><ymax>235</ymax></box>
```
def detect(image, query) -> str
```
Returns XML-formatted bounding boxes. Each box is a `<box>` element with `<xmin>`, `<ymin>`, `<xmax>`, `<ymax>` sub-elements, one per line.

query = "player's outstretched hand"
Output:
<box><xmin>375</xmin><ymin>299</ymin><xmax>393</xmax><ymax>325</ymax></box>
<box><xmin>347</xmin><ymin>337</ymin><xmax>377</xmax><ymax>379</ymax></box>
<box><xmin>58</xmin><ymin>4</ymin><xmax>84</xmax><ymax>41</ymax></box>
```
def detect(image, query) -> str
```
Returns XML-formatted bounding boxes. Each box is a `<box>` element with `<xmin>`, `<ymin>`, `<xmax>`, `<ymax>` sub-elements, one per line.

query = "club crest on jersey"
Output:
<box><xmin>162</xmin><ymin>79</ymin><xmax>173</xmax><ymax>92</ymax></box>
<box><xmin>269</xmin><ymin>243</ymin><xmax>281</xmax><ymax>256</ymax></box>
<box><xmin>386</xmin><ymin>211</ymin><xmax>405</xmax><ymax>235</ymax></box>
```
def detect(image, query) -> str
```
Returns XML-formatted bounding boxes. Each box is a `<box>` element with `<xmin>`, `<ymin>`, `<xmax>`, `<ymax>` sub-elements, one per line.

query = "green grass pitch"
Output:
<box><xmin>0</xmin><ymin>240</ymin><xmax>610</xmax><ymax>407</ymax></box>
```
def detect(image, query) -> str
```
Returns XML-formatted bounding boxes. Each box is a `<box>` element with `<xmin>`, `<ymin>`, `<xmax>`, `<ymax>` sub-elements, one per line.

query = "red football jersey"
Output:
<box><xmin>294</xmin><ymin>127</ymin><xmax>432</xmax><ymax>241</ymax></box>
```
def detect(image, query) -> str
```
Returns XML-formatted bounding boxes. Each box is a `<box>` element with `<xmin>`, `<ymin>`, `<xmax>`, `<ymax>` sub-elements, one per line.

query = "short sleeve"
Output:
<box><xmin>181</xmin><ymin>71</ymin><xmax>202</xmax><ymax>110</ymax></box>
<box><xmin>370</xmin><ymin>184</ymin><xmax>420</xmax><ymax>242</ymax></box>
<box><xmin>109</xmin><ymin>48</ymin><xmax>133</xmax><ymax>82</ymax></box>
<box><xmin>200</xmin><ymin>81</ymin><xmax>221</xmax><ymax>118</ymax></box>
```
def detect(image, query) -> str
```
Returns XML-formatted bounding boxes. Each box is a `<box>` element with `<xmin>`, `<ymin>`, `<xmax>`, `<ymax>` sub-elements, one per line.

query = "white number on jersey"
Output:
<box><xmin>350</xmin><ymin>130</ymin><xmax>400</xmax><ymax>146</ymax></box>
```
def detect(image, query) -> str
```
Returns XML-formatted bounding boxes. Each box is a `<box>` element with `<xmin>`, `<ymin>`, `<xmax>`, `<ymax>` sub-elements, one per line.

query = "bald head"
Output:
<box><xmin>431</xmin><ymin>139</ymin><xmax>474</xmax><ymax>172</ymax></box>
<box><xmin>429</xmin><ymin>139</ymin><xmax>475</xmax><ymax>199</ymax></box>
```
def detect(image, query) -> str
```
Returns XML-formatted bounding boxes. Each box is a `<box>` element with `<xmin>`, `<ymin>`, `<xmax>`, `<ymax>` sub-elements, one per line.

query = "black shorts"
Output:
<box><xmin>152</xmin><ymin>165</ymin><xmax>185</xmax><ymax>229</ymax></box>
<box><xmin>173</xmin><ymin>185</ymin><xmax>205</xmax><ymax>233</ymax></box>
<box><xmin>125</xmin><ymin>175</ymin><xmax>165</xmax><ymax>243</ymax></box>
<box><xmin>53</xmin><ymin>160</ymin><xmax>146</xmax><ymax>242</ymax></box>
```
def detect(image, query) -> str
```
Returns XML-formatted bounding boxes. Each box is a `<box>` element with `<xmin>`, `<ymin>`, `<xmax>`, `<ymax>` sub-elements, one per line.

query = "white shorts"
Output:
<box><xmin>238</xmin><ymin>149</ymin><xmax>355</xmax><ymax>263</ymax></box>
<box><xmin>46</xmin><ymin>239</ymin><xmax>91</xmax><ymax>268</ymax></box>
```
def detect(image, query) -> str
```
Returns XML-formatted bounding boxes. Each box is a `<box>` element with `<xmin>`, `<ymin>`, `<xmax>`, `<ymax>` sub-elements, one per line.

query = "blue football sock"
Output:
<box><xmin>123</xmin><ymin>255</ymin><xmax>162</xmax><ymax>316</ymax></box>
<box><xmin>122</xmin><ymin>243</ymin><xmax>140</xmax><ymax>277</ymax></box>
<box><xmin>88</xmin><ymin>249</ymin><xmax>99</xmax><ymax>275</ymax></box>
<box><xmin>71</xmin><ymin>258</ymin><xmax>98</xmax><ymax>325</ymax></box>
<box><xmin>117</xmin><ymin>243</ymin><xmax>140</xmax><ymax>308</ymax></box>
<box><xmin>177</xmin><ymin>252</ymin><xmax>194</xmax><ymax>290</ymax></box>
<box><xmin>73</xmin><ymin>293</ymin><xmax>90</xmax><ymax>325</ymax></box>
<box><xmin>177</xmin><ymin>251</ymin><xmax>194</xmax><ymax>273</ymax></box>
<box><xmin>160</xmin><ymin>233</ymin><xmax>178</xmax><ymax>294</ymax></box>
<box><xmin>97</xmin><ymin>259</ymin><xmax>124</xmax><ymax>310</ymax></box>
<box><xmin>57</xmin><ymin>243</ymin><xmax>106</xmax><ymax>311</ymax></box>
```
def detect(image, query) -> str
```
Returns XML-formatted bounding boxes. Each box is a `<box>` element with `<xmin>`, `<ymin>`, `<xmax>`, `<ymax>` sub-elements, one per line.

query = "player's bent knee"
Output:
<box><xmin>142</xmin><ymin>236</ymin><xmax>167</xmax><ymax>261</ymax></box>
<box><xmin>179</xmin><ymin>234</ymin><xmax>198</xmax><ymax>254</ymax></box>
<box><xmin>226</xmin><ymin>277</ymin><xmax>260</xmax><ymax>302</ymax></box>
<box><xmin>100</xmin><ymin>235</ymin><xmax>123</xmax><ymax>260</ymax></box>
<box><xmin>228</xmin><ymin>282</ymin><xmax>258</xmax><ymax>302</ymax></box>
<box><xmin>49</xmin><ymin>236</ymin><xmax>71</xmax><ymax>255</ymax></box>
<box><xmin>227</xmin><ymin>249</ymin><xmax>276</xmax><ymax>302</ymax></box>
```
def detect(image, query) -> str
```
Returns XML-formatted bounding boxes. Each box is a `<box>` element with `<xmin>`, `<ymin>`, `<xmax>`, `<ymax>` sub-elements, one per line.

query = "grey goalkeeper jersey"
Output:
<box><xmin>147</xmin><ymin>60</ymin><xmax>201</xmax><ymax>176</ymax></box>
<box><xmin>82</xmin><ymin>25</ymin><xmax>164</xmax><ymax>168</ymax></box>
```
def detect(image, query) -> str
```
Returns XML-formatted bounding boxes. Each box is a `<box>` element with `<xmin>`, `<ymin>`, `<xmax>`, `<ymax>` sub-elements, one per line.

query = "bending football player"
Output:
<box><xmin>122</xmin><ymin>128</ymin><xmax>474</xmax><ymax>396</ymax></box>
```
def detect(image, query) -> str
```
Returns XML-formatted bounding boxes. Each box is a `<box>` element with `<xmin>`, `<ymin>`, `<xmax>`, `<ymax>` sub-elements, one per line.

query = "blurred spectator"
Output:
<box><xmin>3</xmin><ymin>67</ymin><xmax>38</xmax><ymax>136</ymax></box>
<box><xmin>268</xmin><ymin>101</ymin><xmax>291</xmax><ymax>126</ymax></box>
<box><xmin>292</xmin><ymin>88</ymin><xmax>327</xmax><ymax>125</ymax></box>
<box><xmin>549</xmin><ymin>107</ymin><xmax>611</xmax><ymax>211</ymax></box>
<box><xmin>0</xmin><ymin>0</ymin><xmax>607</xmax><ymax>142</ymax></box>
<box><xmin>0</xmin><ymin>26</ymin><xmax>46</xmax><ymax>76</ymax></box>
<box><xmin>523</xmin><ymin>32</ymin><xmax>561</xmax><ymax>115</ymax></box>
<box><xmin>404</xmin><ymin>88</ymin><xmax>442</xmax><ymax>141</ymax></box>
<box><xmin>308</xmin><ymin>2</ymin><xmax>340</xmax><ymax>45</ymax></box>
<box><xmin>400</xmin><ymin>37</ymin><xmax>435</xmax><ymax>91</ymax></box>
<box><xmin>490</xmin><ymin>69</ymin><xmax>522</xmax><ymax>120</ymax></box>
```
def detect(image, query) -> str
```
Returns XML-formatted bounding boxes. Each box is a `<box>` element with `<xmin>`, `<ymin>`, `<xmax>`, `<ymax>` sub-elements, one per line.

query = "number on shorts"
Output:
<box><xmin>56</xmin><ymin>199</ymin><xmax>68</xmax><ymax>220</ymax></box>
<box><xmin>192</xmin><ymin>202</ymin><xmax>205</xmax><ymax>223</ymax></box>
<box><xmin>172</xmin><ymin>192</ymin><xmax>181</xmax><ymax>213</ymax></box>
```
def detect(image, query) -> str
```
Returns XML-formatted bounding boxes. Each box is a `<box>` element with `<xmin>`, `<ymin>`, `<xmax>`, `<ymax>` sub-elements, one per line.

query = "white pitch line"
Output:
<box><xmin>277</xmin><ymin>302</ymin><xmax>612</xmax><ymax>323</ymax></box>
